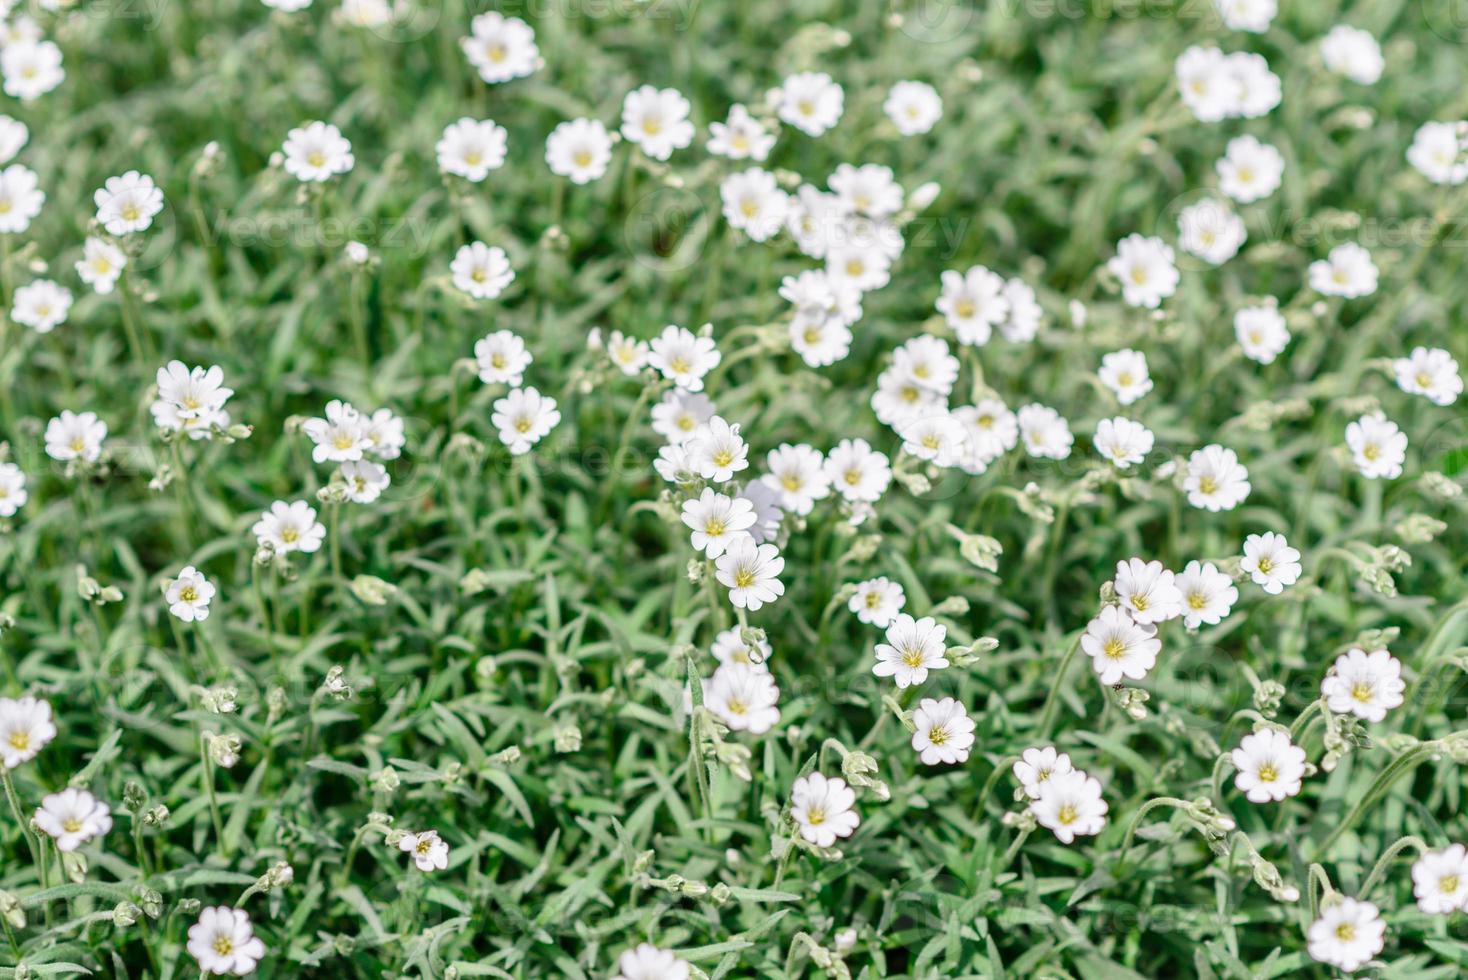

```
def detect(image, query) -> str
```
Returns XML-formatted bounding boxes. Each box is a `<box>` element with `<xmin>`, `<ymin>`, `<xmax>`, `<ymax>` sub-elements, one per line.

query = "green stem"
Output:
<box><xmin>200</xmin><ymin>736</ymin><xmax>230</xmax><ymax>859</ymax></box>
<box><xmin>1035</xmin><ymin>630</ymin><xmax>1084</xmax><ymax>740</ymax></box>
<box><xmin>1358</xmin><ymin>835</ymin><xmax>1427</xmax><ymax>901</ymax></box>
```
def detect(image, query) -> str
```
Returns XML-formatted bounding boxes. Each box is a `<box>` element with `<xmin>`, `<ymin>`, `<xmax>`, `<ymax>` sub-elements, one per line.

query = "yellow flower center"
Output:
<box><xmin>1440</xmin><ymin>875</ymin><xmax>1460</xmax><ymax>894</ymax></box>
<box><xmin>307</xmin><ymin>151</ymin><xmax>326</xmax><ymax>168</ymax></box>
<box><xmin>901</xmin><ymin>647</ymin><xmax>925</xmax><ymax>668</ymax></box>
<box><xmin>1256</xmin><ymin>763</ymin><xmax>1277</xmax><ymax>782</ymax></box>
<box><xmin>704</xmin><ymin>518</ymin><xmax>726</xmax><ymax>536</ymax></box>
<box><xmin>1102</xmin><ymin>638</ymin><xmax>1126</xmax><ymax>660</ymax></box>
<box><xmin>1057</xmin><ymin>804</ymin><xmax>1078</xmax><ymax>825</ymax></box>
<box><xmin>514</xmin><ymin>417</ymin><xmax>532</xmax><ymax>433</ymax></box>
<box><xmin>213</xmin><ymin>936</ymin><xmax>234</xmax><ymax>956</ymax></box>
<box><xmin>7</xmin><ymin>731</ymin><xmax>28</xmax><ymax>750</ymax></box>
<box><xmin>1350</xmin><ymin>682</ymin><xmax>1373</xmax><ymax>703</ymax></box>
<box><xmin>1188</xmin><ymin>592</ymin><xmax>1207</xmax><ymax>610</ymax></box>
<box><xmin>805</xmin><ymin>806</ymin><xmax>825</xmax><ymax>825</ymax></box>
<box><xmin>669</xmin><ymin>355</ymin><xmax>690</xmax><ymax>374</ymax></box>
<box><xmin>281</xmin><ymin>527</ymin><xmax>300</xmax><ymax>544</ymax></box>
<box><xmin>781</xmin><ymin>475</ymin><xmax>802</xmax><ymax>491</ymax></box>
<box><xmin>63</xmin><ymin>817</ymin><xmax>82</xmax><ymax>833</ymax></box>
<box><xmin>1334</xmin><ymin>923</ymin><xmax>1355</xmax><ymax>942</ymax></box>
<box><xmin>179</xmin><ymin>586</ymin><xmax>198</xmax><ymax>603</ymax></box>
<box><xmin>1130</xmin><ymin>595</ymin><xmax>1149</xmax><ymax>612</ymax></box>
<box><xmin>1256</xmin><ymin>557</ymin><xmax>1273</xmax><ymax>574</ymax></box>
<box><xmin>712</xmin><ymin>449</ymin><xmax>734</xmax><ymax>467</ymax></box>
<box><xmin>1198</xmin><ymin>476</ymin><xmax>1217</xmax><ymax>494</ymax></box>
<box><xmin>573</xmin><ymin>150</ymin><xmax>592</xmax><ymax>167</ymax></box>
<box><xmin>927</xmin><ymin>724</ymin><xmax>949</xmax><ymax>746</ymax></box>
<box><xmin>734</xmin><ymin>569</ymin><xmax>756</xmax><ymax>588</ymax></box>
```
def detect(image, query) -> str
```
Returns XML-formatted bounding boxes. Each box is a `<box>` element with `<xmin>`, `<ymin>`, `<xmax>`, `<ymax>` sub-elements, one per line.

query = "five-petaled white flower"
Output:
<box><xmin>705</xmin><ymin>662</ymin><xmax>780</xmax><ymax>734</ymax></box>
<box><xmin>1013</xmin><ymin>746</ymin><xmax>1075</xmax><ymax>801</ymax></box>
<box><xmin>1412</xmin><ymin>845</ymin><xmax>1468</xmax><ymax>915</ymax></box>
<box><xmin>544</xmin><ymin>118</ymin><xmax>613</xmax><ymax>184</ymax></box>
<box><xmin>776</xmin><ymin>71</ymin><xmax>844</xmax><ymax>137</ymax></box>
<box><xmin>1320</xmin><ymin>648</ymin><xmax>1406</xmax><ymax>723</ymax></box>
<box><xmin>910</xmin><ymin>697</ymin><xmax>975</xmax><ymax>765</ymax></box>
<box><xmin>1113</xmin><ymin>558</ymin><xmax>1183</xmax><ymax>625</ymax></box>
<box><xmin>451</xmin><ymin>242</ymin><xmax>515</xmax><ymax>300</ymax></box>
<box><xmin>1185</xmin><ymin>444</ymin><xmax>1251</xmax><ymax>512</ymax></box>
<box><xmin>475</xmin><ymin>330</ymin><xmax>532</xmax><ymax>387</ymax></box>
<box><xmin>790</xmin><ymin>772</ymin><xmax>860</xmax><ymax>848</ymax></box>
<box><xmin>461</xmin><ymin>12</ymin><xmax>539</xmax><ymax>85</ymax></box>
<box><xmin>94</xmin><ymin>171</ymin><xmax>163</xmax><ymax>236</ymax></box>
<box><xmin>252</xmin><ymin>500</ymin><xmax>326</xmax><ymax>555</ymax></box>
<box><xmin>1305</xmin><ymin>898</ymin><xmax>1384</xmax><ymax>974</ymax></box>
<box><xmin>0</xmin><ymin>696</ymin><xmax>56</xmax><ymax>769</ymax></box>
<box><xmin>187</xmin><ymin>907</ymin><xmax>267</xmax><ymax>976</ymax></box>
<box><xmin>45</xmin><ymin>410</ymin><xmax>107</xmax><ymax>463</ymax></box>
<box><xmin>1345</xmin><ymin>413</ymin><xmax>1407</xmax><ymax>480</ymax></box>
<box><xmin>436</xmin><ymin>117</ymin><xmax>508</xmax><ymax>182</ymax></box>
<box><xmin>398</xmin><ymin>829</ymin><xmax>450</xmax><ymax>872</ymax></box>
<box><xmin>1393</xmin><ymin>346</ymin><xmax>1461</xmax><ymax>406</ymax></box>
<box><xmin>1081</xmin><ymin>605</ymin><xmax>1161</xmax><ymax>685</ymax></box>
<box><xmin>1031</xmin><ymin>768</ymin><xmax>1108</xmax><ymax>843</ymax></box>
<box><xmin>1239</xmin><ymin>532</ymin><xmax>1301</xmax><ymax>595</ymax></box>
<box><xmin>492</xmin><ymin>387</ymin><xmax>560</xmax><ymax>455</ymax></box>
<box><xmin>34</xmin><ymin>788</ymin><xmax>112</xmax><ymax>852</ymax></box>
<box><xmin>648</xmin><ymin>325</ymin><xmax>720</xmax><ymax>391</ymax></box>
<box><xmin>613</xmin><ymin>944</ymin><xmax>689</xmax><ymax>980</ymax></box>
<box><xmin>681</xmin><ymin>487</ymin><xmax>756</xmax><ymax>559</ymax></box>
<box><xmin>872</xmin><ymin>614</ymin><xmax>949</xmax><ymax>689</ymax></box>
<box><xmin>1175</xmin><ymin>561</ymin><xmax>1238</xmax><ymax>629</ymax></box>
<box><xmin>620</xmin><ymin>85</ymin><xmax>694</xmax><ymax>161</ymax></box>
<box><xmin>714</xmin><ymin>538</ymin><xmax>785</xmax><ymax>611</ymax></box>
<box><xmin>848</xmin><ymin>577</ymin><xmax>905</xmax><ymax>628</ymax></box>
<box><xmin>1309</xmin><ymin>243</ymin><xmax>1377</xmax><ymax>298</ymax></box>
<box><xmin>1231</xmin><ymin>728</ymin><xmax>1306</xmax><ymax>803</ymax></box>
<box><xmin>282</xmin><ymin>121</ymin><xmax>354</xmax><ymax>182</ymax></box>
<box><xmin>166</xmin><ymin>566</ymin><xmax>216</xmax><ymax>622</ymax></box>
<box><xmin>1108</xmin><ymin>235</ymin><xmax>1178</xmax><ymax>308</ymax></box>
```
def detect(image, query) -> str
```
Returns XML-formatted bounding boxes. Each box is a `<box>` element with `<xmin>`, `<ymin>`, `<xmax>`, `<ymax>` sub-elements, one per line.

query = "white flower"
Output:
<box><xmin>1109</xmin><ymin>234</ymin><xmax>1179</xmax><ymax>308</ymax></box>
<box><xmin>166</xmin><ymin>566</ymin><xmax>216</xmax><ymax>623</ymax></box>
<box><xmin>1217</xmin><ymin>135</ymin><xmax>1285</xmax><ymax>202</ymax></box>
<box><xmin>712</xmin><ymin>626</ymin><xmax>771</xmax><ymax>668</ymax></box>
<box><xmin>687</xmin><ymin>417</ymin><xmax>748</xmax><ymax>483</ymax></box>
<box><xmin>1309</xmin><ymin>243</ymin><xmax>1377</xmax><ymax>298</ymax></box>
<box><xmin>75</xmin><ymin>237</ymin><xmax>126</xmax><ymax>294</ymax></box>
<box><xmin>785</xmin><ymin>185</ymin><xmax>846</xmax><ymax>259</ymax></box>
<box><xmin>788</xmin><ymin>313</ymin><xmax>852</xmax><ymax>368</ymax></box>
<box><xmin>871</xmin><ymin>368</ymin><xmax>943</xmax><ymax>428</ymax></box>
<box><xmin>899</xmin><ymin>412</ymin><xmax>969</xmax><ymax>468</ymax></box>
<box><xmin>398</xmin><ymin>829</ymin><xmax>449</xmax><ymax>871</ymax></box>
<box><xmin>1</xmin><ymin>40</ymin><xmax>63</xmax><ymax>101</ymax></box>
<box><xmin>1306</xmin><ymin>898</ymin><xmax>1385</xmax><ymax>974</ymax></box>
<box><xmin>761</xmin><ymin>444</ymin><xmax>830</xmax><ymax>515</ymax></box>
<box><xmin>1093</xmin><ymin>417</ymin><xmax>1154</xmax><ymax>470</ymax></box>
<box><xmin>34</xmin><ymin>788</ymin><xmax>111</xmax><ymax>852</ymax></box>
<box><xmin>1013</xmin><ymin>746</ymin><xmax>1074</xmax><ymax>801</ymax></box>
<box><xmin>11</xmin><ymin>279</ymin><xmax>71</xmax><ymax>333</ymax></box>
<box><xmin>776</xmin><ymin>71</ymin><xmax>844</xmax><ymax>136</ymax></box>
<box><xmin>604</xmin><ymin>330</ymin><xmax>650</xmax><ymax>376</ymax></box>
<box><xmin>936</xmin><ymin>266</ymin><xmax>1009</xmax><ymax>346</ymax></box>
<box><xmin>1321</xmin><ymin>648</ymin><xmax>1406</xmax><ymax>723</ymax></box>
<box><xmin>1345</xmin><ymin>413</ymin><xmax>1407</xmax><ymax>480</ymax></box>
<box><xmin>1214</xmin><ymin>0</ymin><xmax>1275</xmax><ymax>33</ymax></box>
<box><xmin>1184</xmin><ymin>444</ymin><xmax>1251</xmax><ymax>511</ymax></box>
<box><xmin>1098</xmin><ymin>348</ymin><xmax>1153</xmax><ymax>405</ymax></box>
<box><xmin>824</xmin><ymin>438</ymin><xmax>891</xmax><ymax>503</ymax></box>
<box><xmin>790</xmin><ymin>773</ymin><xmax>859</xmax><ymax>848</ymax></box>
<box><xmin>654</xmin><ymin>442</ymin><xmax>694</xmax><ymax>484</ymax></box>
<box><xmin>0</xmin><ymin>115</ymin><xmax>26</xmax><ymax>163</ymax></box>
<box><xmin>998</xmin><ymin>277</ymin><xmax>1043</xmax><ymax>343</ymax></box>
<box><xmin>706</xmin><ymin>662</ymin><xmax>780</xmax><ymax>734</ymax></box>
<box><xmin>303</xmin><ymin>399</ymin><xmax>367</xmax><ymax>463</ymax></box>
<box><xmin>648</xmin><ymin>325</ymin><xmax>720</xmax><ymax>391</ymax></box>
<box><xmin>45</xmin><ymin>410</ymin><xmax>107</xmax><ymax>463</ymax></box>
<box><xmin>93</xmin><ymin>171</ymin><xmax>163</xmax><ymax>236</ymax></box>
<box><xmin>252</xmin><ymin>500</ymin><xmax>326</xmax><ymax>555</ymax></box>
<box><xmin>956</xmin><ymin>399</ymin><xmax>1018</xmax><ymax>462</ymax></box>
<box><xmin>187</xmin><ymin>907</ymin><xmax>267</xmax><ymax>976</ymax></box>
<box><xmin>1176</xmin><ymin>46</ymin><xmax>1235</xmax><ymax>123</ymax></box>
<box><xmin>474</xmin><ymin>330</ymin><xmax>532</xmax><ymax>387</ymax></box>
<box><xmin>1321</xmin><ymin>25</ymin><xmax>1384</xmax><ymax>85</ymax></box>
<box><xmin>707</xmin><ymin>103</ymin><xmax>775</xmax><ymax>161</ymax></box>
<box><xmin>0</xmin><ymin>697</ymin><xmax>55</xmax><ymax>768</ymax></box>
<box><xmin>1239</xmin><ymin>531</ymin><xmax>1301</xmax><ymax>595</ymax></box>
<box><xmin>848</xmin><ymin>577</ymin><xmax>905</xmax><ymax>628</ymax></box>
<box><xmin>737</xmin><ymin>481</ymin><xmax>783</xmax><ymax>545</ymax></box>
<box><xmin>1234</xmin><ymin>304</ymin><xmax>1289</xmax><ymax>364</ymax></box>
<box><xmin>1178</xmin><ymin>198</ymin><xmax>1246</xmax><ymax>266</ymax></box>
<box><xmin>545</xmin><ymin>118</ymin><xmax>613</xmax><ymax>184</ymax></box>
<box><xmin>828</xmin><ymin>163</ymin><xmax>903</xmax><ymax>219</ymax></box>
<box><xmin>1017</xmin><ymin>404</ymin><xmax>1073</xmax><ymax>460</ymax></box>
<box><xmin>651</xmin><ymin>390</ymin><xmax>716</xmax><ymax>444</ymax></box>
<box><xmin>451</xmin><ymin>242</ymin><xmax>515</xmax><ymax>300</ymax></box>
<box><xmin>1412</xmin><ymin>845</ymin><xmax>1468</xmax><ymax>915</ymax></box>
<box><xmin>491</xmin><ymin>387</ymin><xmax>560</xmax><ymax>455</ymax></box>
<box><xmin>1176</xmin><ymin>561</ymin><xmax>1238</xmax><ymax>629</ymax></box>
<box><xmin>872</xmin><ymin>614</ymin><xmax>948</xmax><ymax>689</ymax></box>
<box><xmin>336</xmin><ymin>0</ymin><xmax>391</xmax><ymax>26</ymax></box>
<box><xmin>1113</xmin><ymin>558</ymin><xmax>1183</xmax><ymax>625</ymax></box>
<box><xmin>1081</xmin><ymin>605</ymin><xmax>1161</xmax><ymax>685</ymax></box>
<box><xmin>0</xmin><ymin>462</ymin><xmax>26</xmax><ymax>517</ymax></box>
<box><xmin>1227</xmin><ymin>51</ymin><xmax>1281</xmax><ymax>118</ymax></box>
<box><xmin>714</xmin><ymin>538</ymin><xmax>785</xmax><ymax>611</ymax></box>
<box><xmin>620</xmin><ymin>85</ymin><xmax>694</xmax><ymax>161</ymax></box>
<box><xmin>0</xmin><ymin>163</ymin><xmax>43</xmax><ymax>233</ymax></box>
<box><xmin>282</xmin><ymin>121</ymin><xmax>353</xmax><ymax>182</ymax></box>
<box><xmin>461</xmin><ymin>12</ymin><xmax>538</xmax><ymax>84</ymax></box>
<box><xmin>681</xmin><ymin>487</ymin><xmax>755</xmax><ymax>559</ymax></box>
<box><xmin>893</xmin><ymin>336</ymin><xmax>959</xmax><ymax>395</ymax></box>
<box><xmin>613</xmin><ymin>943</ymin><xmax>689</xmax><ymax>980</ymax></box>
<box><xmin>884</xmin><ymin>80</ymin><xmax>943</xmax><ymax>135</ymax></box>
<box><xmin>1030</xmin><ymin>769</ymin><xmax>1108</xmax><ymax>843</ymax></box>
<box><xmin>1407</xmin><ymin>121</ymin><xmax>1468</xmax><ymax>186</ymax></box>
<box><xmin>436</xmin><ymin>117</ymin><xmax>507</xmax><ymax>182</ymax></box>
<box><xmin>1232</xmin><ymin>729</ymin><xmax>1306</xmax><ymax>803</ymax></box>
<box><xmin>152</xmin><ymin>361</ymin><xmax>233</xmax><ymax>439</ymax></box>
<box><xmin>824</xmin><ymin>242</ymin><xmax>891</xmax><ymax>294</ymax></box>
<box><xmin>340</xmin><ymin>460</ymin><xmax>389</xmax><ymax>503</ymax></box>
<box><xmin>1394</xmin><ymin>346</ymin><xmax>1461</xmax><ymax>406</ymax></box>
<box><xmin>720</xmin><ymin>167</ymin><xmax>788</xmax><ymax>242</ymax></box>
<box><xmin>263</xmin><ymin>0</ymin><xmax>312</xmax><ymax>10</ymax></box>
<box><xmin>910</xmin><ymin>697</ymin><xmax>975</xmax><ymax>765</ymax></box>
<box><xmin>362</xmin><ymin>407</ymin><xmax>405</xmax><ymax>461</ymax></box>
